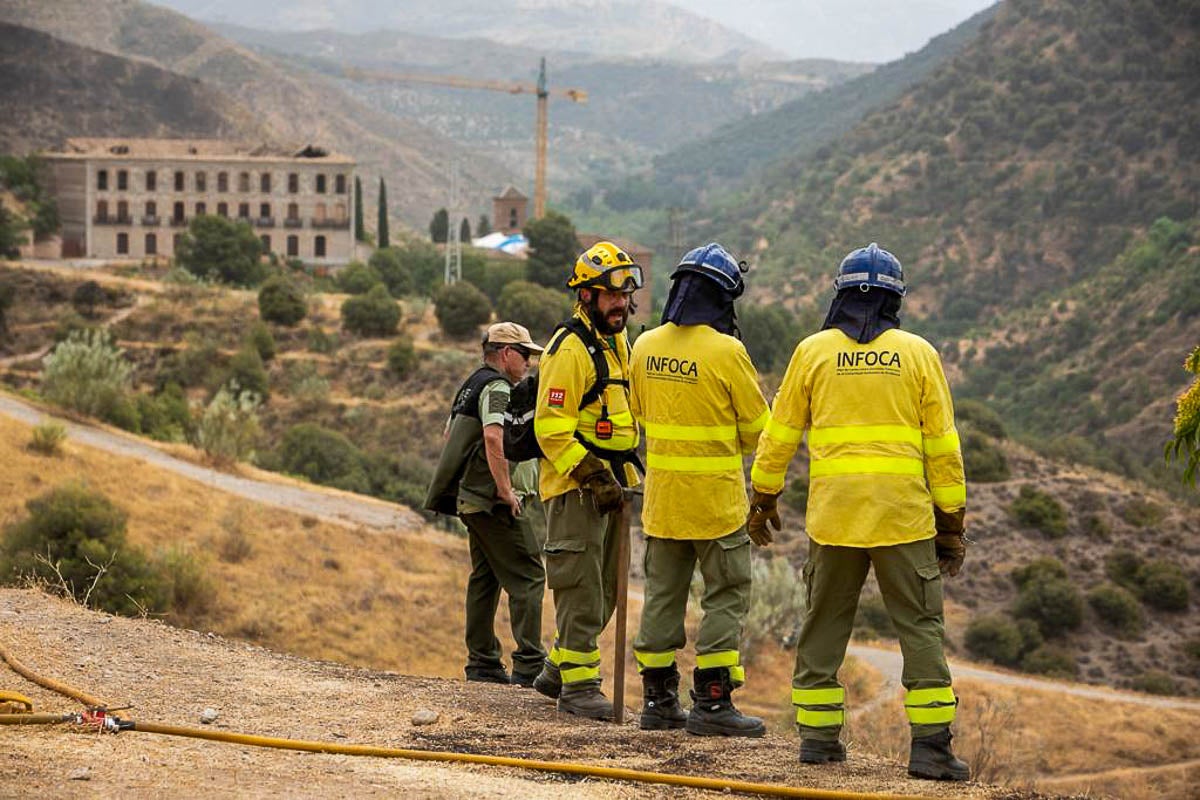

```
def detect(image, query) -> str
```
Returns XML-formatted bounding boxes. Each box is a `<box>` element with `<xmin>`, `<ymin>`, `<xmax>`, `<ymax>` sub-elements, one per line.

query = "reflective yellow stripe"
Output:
<box><xmin>695</xmin><ymin>651</ymin><xmax>740</xmax><ymax>669</ymax></box>
<box><xmin>561</xmin><ymin>665</ymin><xmax>601</xmax><ymax>684</ymax></box>
<box><xmin>557</xmin><ymin>647</ymin><xmax>601</xmax><ymax>664</ymax></box>
<box><xmin>923</xmin><ymin>429</ymin><xmax>961</xmax><ymax>455</ymax></box>
<box><xmin>765</xmin><ymin>417</ymin><xmax>804</xmax><ymax>444</ymax></box>
<box><xmin>808</xmin><ymin>425</ymin><xmax>922</xmax><ymax>448</ymax></box>
<box><xmin>634</xmin><ymin>651</ymin><xmax>676</xmax><ymax>670</ymax></box>
<box><xmin>796</xmin><ymin>708</ymin><xmax>844</xmax><ymax>727</ymax></box>
<box><xmin>642</xmin><ymin>420</ymin><xmax>737</xmax><ymax>441</ymax></box>
<box><xmin>729</xmin><ymin>665</ymin><xmax>745</xmax><ymax>685</ymax></box>
<box><xmin>906</xmin><ymin>705</ymin><xmax>957</xmax><ymax>724</ymax></box>
<box><xmin>739</xmin><ymin>410</ymin><xmax>769</xmax><ymax>435</ymax></box>
<box><xmin>646</xmin><ymin>453</ymin><xmax>743</xmax><ymax>473</ymax></box>
<box><xmin>906</xmin><ymin>687</ymin><xmax>956</xmax><ymax>705</ymax></box>
<box><xmin>792</xmin><ymin>687</ymin><xmax>846</xmax><ymax>706</ymax></box>
<box><xmin>534</xmin><ymin>417</ymin><xmax>578</xmax><ymax>435</ymax></box>
<box><xmin>809</xmin><ymin>456</ymin><xmax>925</xmax><ymax>477</ymax></box>
<box><xmin>550</xmin><ymin>441</ymin><xmax>588</xmax><ymax>475</ymax></box>
<box><xmin>931</xmin><ymin>484</ymin><xmax>967</xmax><ymax>507</ymax></box>
<box><xmin>750</xmin><ymin>463</ymin><xmax>787</xmax><ymax>492</ymax></box>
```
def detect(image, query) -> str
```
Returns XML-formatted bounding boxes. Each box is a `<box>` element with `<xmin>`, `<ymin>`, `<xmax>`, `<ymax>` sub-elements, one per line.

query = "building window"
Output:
<box><xmin>116</xmin><ymin>200</ymin><xmax>129</xmax><ymax>222</ymax></box>
<box><xmin>218</xmin><ymin>172</ymin><xmax>228</xmax><ymax>193</ymax></box>
<box><xmin>238</xmin><ymin>172</ymin><xmax>250</xmax><ymax>192</ymax></box>
<box><xmin>173</xmin><ymin>201</ymin><xmax>185</xmax><ymax>223</ymax></box>
<box><xmin>260</xmin><ymin>173</ymin><xmax>271</xmax><ymax>193</ymax></box>
<box><xmin>116</xmin><ymin>232</ymin><xmax>129</xmax><ymax>255</ymax></box>
<box><xmin>172</xmin><ymin>233</ymin><xmax>182</xmax><ymax>252</ymax></box>
<box><xmin>287</xmin><ymin>202</ymin><xmax>299</xmax><ymax>220</ymax></box>
<box><xmin>286</xmin><ymin>235</ymin><xmax>299</xmax><ymax>257</ymax></box>
<box><xmin>96</xmin><ymin>199</ymin><xmax>108</xmax><ymax>221</ymax></box>
<box><xmin>97</xmin><ymin>170</ymin><xmax>108</xmax><ymax>191</ymax></box>
<box><xmin>117</xmin><ymin>170</ymin><xmax>128</xmax><ymax>191</ymax></box>
<box><xmin>287</xmin><ymin>173</ymin><xmax>299</xmax><ymax>193</ymax></box>
<box><xmin>145</xmin><ymin>200</ymin><xmax>156</xmax><ymax>218</ymax></box>
<box><xmin>335</xmin><ymin>174</ymin><xmax>346</xmax><ymax>194</ymax></box>
<box><xmin>259</xmin><ymin>203</ymin><xmax>271</xmax><ymax>219</ymax></box>
<box><xmin>196</xmin><ymin>202</ymin><xmax>207</xmax><ymax>217</ymax></box>
<box><xmin>238</xmin><ymin>202</ymin><xmax>250</xmax><ymax>219</ymax></box>
<box><xmin>196</xmin><ymin>172</ymin><xmax>207</xmax><ymax>192</ymax></box>
<box><xmin>145</xmin><ymin>170</ymin><xmax>157</xmax><ymax>191</ymax></box>
<box><xmin>315</xmin><ymin>174</ymin><xmax>327</xmax><ymax>194</ymax></box>
<box><xmin>217</xmin><ymin>202</ymin><xmax>228</xmax><ymax>217</ymax></box>
<box><xmin>260</xmin><ymin>235</ymin><xmax>270</xmax><ymax>253</ymax></box>
<box><xmin>314</xmin><ymin>235</ymin><xmax>326</xmax><ymax>257</ymax></box>
<box><xmin>314</xmin><ymin>202</ymin><xmax>327</xmax><ymax>222</ymax></box>
<box><xmin>145</xmin><ymin>233</ymin><xmax>157</xmax><ymax>255</ymax></box>
<box><xmin>174</xmin><ymin>171</ymin><xmax>185</xmax><ymax>191</ymax></box>
<box><xmin>334</xmin><ymin>202</ymin><xmax>347</xmax><ymax>221</ymax></box>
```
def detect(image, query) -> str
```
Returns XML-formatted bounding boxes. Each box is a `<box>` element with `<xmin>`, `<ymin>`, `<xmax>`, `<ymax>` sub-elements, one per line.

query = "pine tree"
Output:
<box><xmin>377</xmin><ymin>178</ymin><xmax>390</xmax><ymax>249</ymax></box>
<box><xmin>354</xmin><ymin>176</ymin><xmax>365</xmax><ymax>242</ymax></box>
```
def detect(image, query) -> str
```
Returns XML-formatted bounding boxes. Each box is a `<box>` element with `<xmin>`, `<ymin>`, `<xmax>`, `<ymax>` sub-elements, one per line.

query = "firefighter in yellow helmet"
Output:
<box><xmin>531</xmin><ymin>240</ymin><xmax>643</xmax><ymax>720</ymax></box>
<box><xmin>749</xmin><ymin>243</ymin><xmax>970</xmax><ymax>781</ymax></box>
<box><xmin>629</xmin><ymin>243</ymin><xmax>770</xmax><ymax>736</ymax></box>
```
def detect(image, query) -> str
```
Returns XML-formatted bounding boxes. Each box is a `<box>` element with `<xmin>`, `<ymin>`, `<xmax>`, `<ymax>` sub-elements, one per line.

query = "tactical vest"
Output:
<box><xmin>423</xmin><ymin>367</ymin><xmax>508</xmax><ymax>516</ymax></box>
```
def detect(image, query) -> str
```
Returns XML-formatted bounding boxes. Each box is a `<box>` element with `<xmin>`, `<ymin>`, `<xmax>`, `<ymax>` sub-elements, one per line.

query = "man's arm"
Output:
<box><xmin>482</xmin><ymin>424</ymin><xmax>521</xmax><ymax>516</ymax></box>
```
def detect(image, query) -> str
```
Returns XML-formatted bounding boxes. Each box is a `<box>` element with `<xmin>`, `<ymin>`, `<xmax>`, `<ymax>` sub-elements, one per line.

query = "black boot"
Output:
<box><xmin>557</xmin><ymin>686</ymin><xmax>614</xmax><ymax>721</ymax></box>
<box><xmin>685</xmin><ymin>667</ymin><xmax>766</xmax><ymax>738</ymax></box>
<box><xmin>800</xmin><ymin>738</ymin><xmax>847</xmax><ymax>764</ymax></box>
<box><xmin>908</xmin><ymin>728</ymin><xmax>970</xmax><ymax>781</ymax></box>
<box><xmin>532</xmin><ymin>660</ymin><xmax>562</xmax><ymax>699</ymax></box>
<box><xmin>464</xmin><ymin>665</ymin><xmax>510</xmax><ymax>684</ymax></box>
<box><xmin>639</xmin><ymin>666</ymin><xmax>689</xmax><ymax>731</ymax></box>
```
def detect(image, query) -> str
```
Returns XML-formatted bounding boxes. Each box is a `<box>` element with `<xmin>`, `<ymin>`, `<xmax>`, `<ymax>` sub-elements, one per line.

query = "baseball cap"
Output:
<box><xmin>483</xmin><ymin>321</ymin><xmax>544</xmax><ymax>353</ymax></box>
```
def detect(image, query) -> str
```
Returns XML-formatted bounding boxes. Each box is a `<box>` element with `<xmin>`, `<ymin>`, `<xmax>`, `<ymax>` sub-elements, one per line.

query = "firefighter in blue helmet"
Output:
<box><xmin>749</xmin><ymin>243</ymin><xmax>970</xmax><ymax>781</ymax></box>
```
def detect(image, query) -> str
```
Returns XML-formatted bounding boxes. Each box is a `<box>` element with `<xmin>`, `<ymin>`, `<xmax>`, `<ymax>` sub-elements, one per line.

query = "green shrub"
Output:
<box><xmin>1013</xmin><ymin>571</ymin><xmax>1084</xmax><ymax>638</ymax></box>
<box><xmin>307</xmin><ymin>326</ymin><xmax>340</xmax><ymax>354</ymax></box>
<box><xmin>258</xmin><ymin>275</ymin><xmax>307</xmax><ymax>326</ymax></box>
<box><xmin>956</xmin><ymin>398</ymin><xmax>1007</xmax><ymax>439</ymax></box>
<box><xmin>176</xmin><ymin>215</ymin><xmax>267</xmax><ymax>286</ymax></box>
<box><xmin>28</xmin><ymin>421</ymin><xmax>66</xmax><ymax>456</ymax></box>
<box><xmin>386</xmin><ymin>334</ymin><xmax>418</xmax><ymax>379</ymax></box>
<box><xmin>247</xmin><ymin>321</ymin><xmax>276</xmax><ymax>362</ymax></box>
<box><xmin>1130</xmin><ymin>670</ymin><xmax>1176</xmax><ymax>696</ymax></box>
<box><xmin>1012</xmin><ymin>556</ymin><xmax>1068</xmax><ymax>589</ymax></box>
<box><xmin>368</xmin><ymin>246</ymin><xmax>414</xmax><ymax>297</ymax></box>
<box><xmin>1135</xmin><ymin>560</ymin><xmax>1190</xmax><ymax>611</ymax></box>
<box><xmin>1105</xmin><ymin>548</ymin><xmax>1144</xmax><ymax>589</ymax></box>
<box><xmin>741</xmin><ymin>556</ymin><xmax>804</xmax><ymax>660</ymax></box>
<box><xmin>1016</xmin><ymin>618</ymin><xmax>1044</xmax><ymax>655</ymax></box>
<box><xmin>342</xmin><ymin>285</ymin><xmax>400</xmax><ymax>337</ymax></box>
<box><xmin>41</xmin><ymin>329</ymin><xmax>136</xmax><ymax>423</ymax></box>
<box><xmin>279</xmin><ymin>423</ymin><xmax>368</xmax><ymax>492</ymax></box>
<box><xmin>1119</xmin><ymin>497</ymin><xmax>1164</xmax><ymax>528</ymax></box>
<box><xmin>71</xmin><ymin>280</ymin><xmax>107</xmax><ymax>318</ymax></box>
<box><xmin>962</xmin><ymin>430</ymin><xmax>1010</xmax><ymax>482</ymax></box>
<box><xmin>362</xmin><ymin>451</ymin><xmax>434</xmax><ymax>509</ymax></box>
<box><xmin>336</xmin><ymin>260</ymin><xmax>383</xmax><ymax>294</ymax></box>
<box><xmin>1010</xmin><ymin>484</ymin><xmax>1068</xmax><ymax>537</ymax></box>
<box><xmin>965</xmin><ymin>614</ymin><xmax>1023</xmax><ymax>666</ymax></box>
<box><xmin>0</xmin><ymin>483</ymin><xmax>168</xmax><ymax>616</ymax></box>
<box><xmin>495</xmin><ymin>280</ymin><xmax>573</xmax><ymax>341</ymax></box>
<box><xmin>1020</xmin><ymin>644</ymin><xmax>1077</xmax><ymax>678</ymax></box>
<box><xmin>1087</xmin><ymin>583</ymin><xmax>1144</xmax><ymax>636</ymax></box>
<box><xmin>158</xmin><ymin>543</ymin><xmax>213</xmax><ymax>625</ymax></box>
<box><xmin>225</xmin><ymin>346</ymin><xmax>270</xmax><ymax>401</ymax></box>
<box><xmin>196</xmin><ymin>385</ymin><xmax>261</xmax><ymax>466</ymax></box>
<box><xmin>434</xmin><ymin>281</ymin><xmax>492</xmax><ymax>339</ymax></box>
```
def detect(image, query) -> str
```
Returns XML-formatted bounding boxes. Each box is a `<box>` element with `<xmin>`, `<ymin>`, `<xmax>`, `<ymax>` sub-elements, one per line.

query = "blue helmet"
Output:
<box><xmin>672</xmin><ymin>242</ymin><xmax>747</xmax><ymax>297</ymax></box>
<box><xmin>834</xmin><ymin>242</ymin><xmax>906</xmax><ymax>296</ymax></box>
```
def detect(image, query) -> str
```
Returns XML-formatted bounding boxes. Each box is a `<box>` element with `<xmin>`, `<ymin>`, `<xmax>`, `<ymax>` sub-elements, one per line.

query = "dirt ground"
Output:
<box><xmin>0</xmin><ymin>589</ymin><xmax>1066</xmax><ymax>800</ymax></box>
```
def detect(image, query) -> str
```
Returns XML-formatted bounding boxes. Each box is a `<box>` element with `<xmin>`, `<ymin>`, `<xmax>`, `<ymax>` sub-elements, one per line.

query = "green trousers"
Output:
<box><xmin>462</xmin><ymin>508</ymin><xmax>547</xmax><ymax>680</ymax></box>
<box><xmin>543</xmin><ymin>490</ymin><xmax>621</xmax><ymax>692</ymax></box>
<box><xmin>633</xmin><ymin>528</ymin><xmax>752</xmax><ymax>683</ymax></box>
<box><xmin>793</xmin><ymin>536</ymin><xmax>957</xmax><ymax>740</ymax></box>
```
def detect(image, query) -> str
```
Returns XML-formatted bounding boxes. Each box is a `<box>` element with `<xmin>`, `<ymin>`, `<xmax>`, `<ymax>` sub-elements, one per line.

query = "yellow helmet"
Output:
<box><xmin>567</xmin><ymin>241</ymin><xmax>644</xmax><ymax>292</ymax></box>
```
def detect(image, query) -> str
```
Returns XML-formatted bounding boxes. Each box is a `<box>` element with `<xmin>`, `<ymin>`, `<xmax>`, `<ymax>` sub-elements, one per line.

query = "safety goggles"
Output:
<box><xmin>591</xmin><ymin>265</ymin><xmax>644</xmax><ymax>292</ymax></box>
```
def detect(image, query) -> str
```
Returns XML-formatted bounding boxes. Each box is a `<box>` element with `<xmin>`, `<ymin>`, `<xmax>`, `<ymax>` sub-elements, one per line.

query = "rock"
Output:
<box><xmin>411</xmin><ymin>709</ymin><xmax>439</xmax><ymax>726</ymax></box>
<box><xmin>199</xmin><ymin>708</ymin><xmax>219</xmax><ymax>724</ymax></box>
<box><xmin>68</xmin><ymin>768</ymin><xmax>90</xmax><ymax>781</ymax></box>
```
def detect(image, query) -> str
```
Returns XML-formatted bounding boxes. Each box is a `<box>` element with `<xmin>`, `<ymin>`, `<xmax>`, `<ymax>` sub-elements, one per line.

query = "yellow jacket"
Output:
<box><xmin>751</xmin><ymin>328</ymin><xmax>965</xmax><ymax>548</ymax></box>
<box><xmin>534</xmin><ymin>309</ymin><xmax>640</xmax><ymax>501</ymax></box>
<box><xmin>630</xmin><ymin>323</ymin><xmax>769</xmax><ymax>539</ymax></box>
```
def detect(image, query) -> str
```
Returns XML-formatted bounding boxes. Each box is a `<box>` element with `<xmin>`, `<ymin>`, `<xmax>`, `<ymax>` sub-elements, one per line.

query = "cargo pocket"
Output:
<box><xmin>916</xmin><ymin>562</ymin><xmax>944</xmax><ymax>616</ymax></box>
<box><xmin>717</xmin><ymin>531</ymin><xmax>752</xmax><ymax>587</ymax></box>
<box><xmin>802</xmin><ymin>559</ymin><xmax>816</xmax><ymax>610</ymax></box>
<box><xmin>544</xmin><ymin>540</ymin><xmax>587</xmax><ymax>591</ymax></box>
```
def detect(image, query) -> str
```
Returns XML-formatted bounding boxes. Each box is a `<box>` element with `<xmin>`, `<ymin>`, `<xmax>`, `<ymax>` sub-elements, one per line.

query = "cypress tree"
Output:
<box><xmin>429</xmin><ymin>208</ymin><xmax>448</xmax><ymax>243</ymax></box>
<box><xmin>354</xmin><ymin>176</ymin><xmax>365</xmax><ymax>242</ymax></box>
<box><xmin>377</xmin><ymin>178</ymin><xmax>390</xmax><ymax>249</ymax></box>
<box><xmin>460</xmin><ymin>217</ymin><xmax>471</xmax><ymax>242</ymax></box>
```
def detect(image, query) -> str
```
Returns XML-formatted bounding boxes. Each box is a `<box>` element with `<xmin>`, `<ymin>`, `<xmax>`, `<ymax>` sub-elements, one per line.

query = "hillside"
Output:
<box><xmin>0</xmin><ymin>22</ymin><xmax>266</xmax><ymax>155</ymax></box>
<box><xmin>0</xmin><ymin>0</ymin><xmax>515</xmax><ymax>227</ymax></box>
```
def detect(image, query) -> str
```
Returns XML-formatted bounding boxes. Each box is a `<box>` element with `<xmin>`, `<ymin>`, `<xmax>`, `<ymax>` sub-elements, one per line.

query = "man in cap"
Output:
<box><xmin>425</xmin><ymin>321</ymin><xmax>548</xmax><ymax>686</ymax></box>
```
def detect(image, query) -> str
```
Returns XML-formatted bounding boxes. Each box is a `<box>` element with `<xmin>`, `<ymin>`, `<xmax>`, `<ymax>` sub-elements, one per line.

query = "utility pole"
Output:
<box><xmin>668</xmin><ymin>206</ymin><xmax>684</xmax><ymax>255</ymax></box>
<box><xmin>444</xmin><ymin>160</ymin><xmax>463</xmax><ymax>285</ymax></box>
<box><xmin>534</xmin><ymin>57</ymin><xmax>549</xmax><ymax>219</ymax></box>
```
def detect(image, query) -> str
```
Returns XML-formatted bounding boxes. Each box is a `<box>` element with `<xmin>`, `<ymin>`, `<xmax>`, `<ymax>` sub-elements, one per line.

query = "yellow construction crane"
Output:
<box><xmin>342</xmin><ymin>59</ymin><xmax>587</xmax><ymax>218</ymax></box>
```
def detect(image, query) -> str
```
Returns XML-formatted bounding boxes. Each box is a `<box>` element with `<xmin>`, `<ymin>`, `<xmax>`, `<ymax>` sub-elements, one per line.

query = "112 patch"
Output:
<box><xmin>547</xmin><ymin>387</ymin><xmax>566</xmax><ymax>407</ymax></box>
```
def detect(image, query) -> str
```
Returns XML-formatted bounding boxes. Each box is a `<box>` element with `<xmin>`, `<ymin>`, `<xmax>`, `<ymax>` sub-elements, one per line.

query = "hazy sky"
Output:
<box><xmin>668</xmin><ymin>0</ymin><xmax>998</xmax><ymax>61</ymax></box>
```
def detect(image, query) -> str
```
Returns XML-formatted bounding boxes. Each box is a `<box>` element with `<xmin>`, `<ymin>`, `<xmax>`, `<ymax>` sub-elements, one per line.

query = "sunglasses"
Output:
<box><xmin>507</xmin><ymin>345</ymin><xmax>533</xmax><ymax>360</ymax></box>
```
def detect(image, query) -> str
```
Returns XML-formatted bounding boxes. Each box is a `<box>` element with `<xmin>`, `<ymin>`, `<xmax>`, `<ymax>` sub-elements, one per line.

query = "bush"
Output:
<box><xmin>196</xmin><ymin>385</ymin><xmax>261</xmax><ymax>466</ymax></box>
<box><xmin>962</xmin><ymin>430</ymin><xmax>1010</xmax><ymax>482</ymax></box>
<box><xmin>495</xmin><ymin>280</ymin><xmax>573</xmax><ymax>341</ymax></box>
<box><xmin>71</xmin><ymin>280</ymin><xmax>107</xmax><ymax>318</ymax></box>
<box><xmin>257</xmin><ymin>275</ymin><xmax>307</xmax><ymax>326</ymax></box>
<box><xmin>28</xmin><ymin>421</ymin><xmax>66</xmax><ymax>456</ymax></box>
<box><xmin>225</xmin><ymin>346</ymin><xmax>270</xmax><ymax>401</ymax></box>
<box><xmin>386</xmin><ymin>334</ymin><xmax>418</xmax><ymax>379</ymax></box>
<box><xmin>1087</xmin><ymin>583</ymin><xmax>1144</xmax><ymax>636</ymax></box>
<box><xmin>158</xmin><ymin>543</ymin><xmax>213</xmax><ymax>625</ymax></box>
<box><xmin>1130</xmin><ymin>671</ymin><xmax>1176</xmax><ymax>695</ymax></box>
<box><xmin>368</xmin><ymin>246</ymin><xmax>415</xmax><ymax>297</ymax></box>
<box><xmin>176</xmin><ymin>215</ymin><xmax>267</xmax><ymax>286</ymax></box>
<box><xmin>136</xmin><ymin>384</ymin><xmax>192</xmax><ymax>442</ymax></box>
<box><xmin>1012</xmin><ymin>557</ymin><xmax>1068</xmax><ymax>589</ymax></box>
<box><xmin>0</xmin><ymin>483</ymin><xmax>167</xmax><ymax>616</ymax></box>
<box><xmin>434</xmin><ymin>281</ymin><xmax>492</xmax><ymax>339</ymax></box>
<box><xmin>1119</xmin><ymin>497</ymin><xmax>1164</xmax><ymax>528</ymax></box>
<box><xmin>741</xmin><ymin>556</ymin><xmax>804</xmax><ymax>660</ymax></box>
<box><xmin>956</xmin><ymin>399</ymin><xmax>1007</xmax><ymax>439</ymax></box>
<box><xmin>1105</xmin><ymin>548</ymin><xmax>1143</xmax><ymax>589</ymax></box>
<box><xmin>965</xmin><ymin>614</ymin><xmax>1023</xmax><ymax>666</ymax></box>
<box><xmin>41</xmin><ymin>329</ymin><xmax>135</xmax><ymax>423</ymax></box>
<box><xmin>1020</xmin><ymin>644</ymin><xmax>1077</xmax><ymax>678</ymax></box>
<box><xmin>247</xmin><ymin>321</ymin><xmax>276</xmax><ymax>362</ymax></box>
<box><xmin>342</xmin><ymin>285</ymin><xmax>400</xmax><ymax>337</ymax></box>
<box><xmin>1010</xmin><ymin>484</ymin><xmax>1068</xmax><ymax>537</ymax></box>
<box><xmin>1135</xmin><ymin>560</ymin><xmax>1190</xmax><ymax>611</ymax></box>
<box><xmin>524</xmin><ymin>211</ymin><xmax>579</xmax><ymax>288</ymax></box>
<box><xmin>336</xmin><ymin>260</ymin><xmax>383</xmax><ymax>294</ymax></box>
<box><xmin>1013</xmin><ymin>574</ymin><xmax>1084</xmax><ymax>638</ymax></box>
<box><xmin>279</xmin><ymin>423</ymin><xmax>369</xmax><ymax>492</ymax></box>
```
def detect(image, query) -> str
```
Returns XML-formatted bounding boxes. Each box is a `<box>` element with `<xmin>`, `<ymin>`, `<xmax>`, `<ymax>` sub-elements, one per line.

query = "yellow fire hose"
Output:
<box><xmin>1</xmin><ymin>639</ymin><xmax>939</xmax><ymax>800</ymax></box>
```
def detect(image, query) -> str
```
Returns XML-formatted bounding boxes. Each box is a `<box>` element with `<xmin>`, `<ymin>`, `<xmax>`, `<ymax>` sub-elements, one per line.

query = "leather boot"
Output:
<box><xmin>557</xmin><ymin>686</ymin><xmax>614</xmax><ymax>721</ymax></box>
<box><xmin>685</xmin><ymin>667</ymin><xmax>765</xmax><ymax>738</ymax></box>
<box><xmin>464</xmin><ymin>665</ymin><xmax>510</xmax><ymax>684</ymax></box>
<box><xmin>800</xmin><ymin>738</ymin><xmax>847</xmax><ymax>763</ymax></box>
<box><xmin>532</xmin><ymin>660</ymin><xmax>562</xmax><ymax>699</ymax></box>
<box><xmin>908</xmin><ymin>728</ymin><xmax>970</xmax><ymax>781</ymax></box>
<box><xmin>639</xmin><ymin>666</ymin><xmax>689</xmax><ymax>731</ymax></box>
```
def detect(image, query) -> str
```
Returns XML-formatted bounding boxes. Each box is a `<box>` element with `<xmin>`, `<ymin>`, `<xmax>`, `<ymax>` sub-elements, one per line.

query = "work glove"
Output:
<box><xmin>933</xmin><ymin>507</ymin><xmax>967</xmax><ymax>576</ymax></box>
<box><xmin>747</xmin><ymin>490</ymin><xmax>781</xmax><ymax>547</ymax></box>
<box><xmin>571</xmin><ymin>452</ymin><xmax>623</xmax><ymax>515</ymax></box>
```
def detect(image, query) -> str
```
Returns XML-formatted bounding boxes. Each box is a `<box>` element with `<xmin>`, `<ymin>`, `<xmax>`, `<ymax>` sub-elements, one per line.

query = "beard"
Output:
<box><xmin>589</xmin><ymin>301</ymin><xmax>630</xmax><ymax>335</ymax></box>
